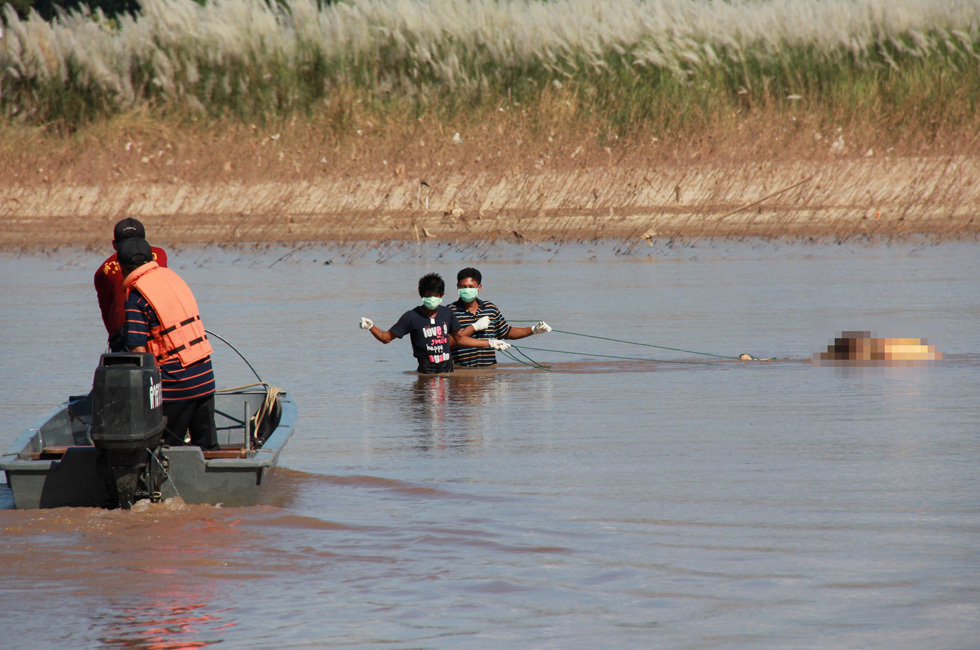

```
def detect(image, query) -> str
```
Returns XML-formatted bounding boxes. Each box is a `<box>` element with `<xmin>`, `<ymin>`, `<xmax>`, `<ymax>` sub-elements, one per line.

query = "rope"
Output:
<box><xmin>550</xmin><ymin>329</ymin><xmax>734</xmax><ymax>359</ymax></box>
<box><xmin>215</xmin><ymin>382</ymin><xmax>282</xmax><ymax>449</ymax></box>
<box><xmin>202</xmin><ymin>329</ymin><xmax>282</xmax><ymax>448</ymax></box>
<box><xmin>205</xmin><ymin>328</ymin><xmax>264</xmax><ymax>382</ymax></box>
<box><xmin>512</xmin><ymin>344</ymin><xmax>716</xmax><ymax>365</ymax></box>
<box><xmin>147</xmin><ymin>447</ymin><xmax>182</xmax><ymax>502</ymax></box>
<box><xmin>252</xmin><ymin>384</ymin><xmax>282</xmax><ymax>444</ymax></box>
<box><xmin>499</xmin><ymin>347</ymin><xmax>553</xmax><ymax>371</ymax></box>
<box><xmin>508</xmin><ymin>322</ymin><xmax>735</xmax><ymax>359</ymax></box>
<box><xmin>509</xmin><ymin>345</ymin><xmax>553</xmax><ymax>370</ymax></box>
<box><xmin>216</xmin><ymin>382</ymin><xmax>271</xmax><ymax>393</ymax></box>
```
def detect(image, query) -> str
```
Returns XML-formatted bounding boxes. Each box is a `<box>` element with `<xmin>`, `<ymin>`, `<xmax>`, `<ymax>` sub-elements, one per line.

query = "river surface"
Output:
<box><xmin>1</xmin><ymin>240</ymin><xmax>978</xmax><ymax>648</ymax></box>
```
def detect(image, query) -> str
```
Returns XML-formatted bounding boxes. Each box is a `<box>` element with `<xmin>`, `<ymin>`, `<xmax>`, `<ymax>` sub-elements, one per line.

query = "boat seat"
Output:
<box><xmin>202</xmin><ymin>449</ymin><xmax>251</xmax><ymax>459</ymax></box>
<box><xmin>29</xmin><ymin>446</ymin><xmax>249</xmax><ymax>460</ymax></box>
<box><xmin>30</xmin><ymin>446</ymin><xmax>79</xmax><ymax>460</ymax></box>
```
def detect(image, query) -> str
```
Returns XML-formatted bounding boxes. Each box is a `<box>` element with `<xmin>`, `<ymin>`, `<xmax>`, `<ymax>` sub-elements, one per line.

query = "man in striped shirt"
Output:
<box><xmin>450</xmin><ymin>267</ymin><xmax>552</xmax><ymax>368</ymax></box>
<box><xmin>118</xmin><ymin>237</ymin><xmax>219</xmax><ymax>450</ymax></box>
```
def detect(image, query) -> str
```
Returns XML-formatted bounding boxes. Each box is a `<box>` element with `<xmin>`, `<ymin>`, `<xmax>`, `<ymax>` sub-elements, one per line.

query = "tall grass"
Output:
<box><xmin>2</xmin><ymin>0</ymin><xmax>978</xmax><ymax>138</ymax></box>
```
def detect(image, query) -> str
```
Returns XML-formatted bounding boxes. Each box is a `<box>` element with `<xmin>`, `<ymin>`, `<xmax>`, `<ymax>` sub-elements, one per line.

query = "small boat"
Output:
<box><xmin>1</xmin><ymin>351</ymin><xmax>297</xmax><ymax>509</ymax></box>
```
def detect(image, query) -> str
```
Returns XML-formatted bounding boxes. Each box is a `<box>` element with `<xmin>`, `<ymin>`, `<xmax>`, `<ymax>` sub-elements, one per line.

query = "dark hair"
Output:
<box><xmin>457</xmin><ymin>267</ymin><xmax>481</xmax><ymax>285</ymax></box>
<box><xmin>418</xmin><ymin>273</ymin><xmax>445</xmax><ymax>297</ymax></box>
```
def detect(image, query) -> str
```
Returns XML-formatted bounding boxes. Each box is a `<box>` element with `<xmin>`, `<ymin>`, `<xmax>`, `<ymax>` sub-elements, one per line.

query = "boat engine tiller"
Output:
<box><xmin>91</xmin><ymin>353</ymin><xmax>166</xmax><ymax>508</ymax></box>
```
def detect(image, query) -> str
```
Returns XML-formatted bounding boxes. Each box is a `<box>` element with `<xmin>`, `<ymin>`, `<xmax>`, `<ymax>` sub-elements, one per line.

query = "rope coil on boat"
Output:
<box><xmin>216</xmin><ymin>382</ymin><xmax>283</xmax><ymax>449</ymax></box>
<box><xmin>206</xmin><ymin>328</ymin><xmax>281</xmax><ymax>448</ymax></box>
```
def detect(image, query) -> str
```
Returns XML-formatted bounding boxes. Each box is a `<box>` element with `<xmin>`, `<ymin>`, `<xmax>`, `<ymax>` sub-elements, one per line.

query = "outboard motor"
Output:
<box><xmin>91</xmin><ymin>353</ymin><xmax>166</xmax><ymax>508</ymax></box>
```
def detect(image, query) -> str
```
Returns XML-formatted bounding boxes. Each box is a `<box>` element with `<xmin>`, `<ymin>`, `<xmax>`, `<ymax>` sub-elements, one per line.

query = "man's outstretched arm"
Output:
<box><xmin>360</xmin><ymin>317</ymin><xmax>395</xmax><ymax>343</ymax></box>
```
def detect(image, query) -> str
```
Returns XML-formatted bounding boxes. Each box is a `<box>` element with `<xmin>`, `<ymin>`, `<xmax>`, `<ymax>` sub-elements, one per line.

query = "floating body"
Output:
<box><xmin>814</xmin><ymin>331</ymin><xmax>942</xmax><ymax>365</ymax></box>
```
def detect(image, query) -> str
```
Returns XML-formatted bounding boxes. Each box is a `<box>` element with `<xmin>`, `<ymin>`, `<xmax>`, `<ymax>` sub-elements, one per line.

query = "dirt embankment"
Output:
<box><xmin>2</xmin><ymin>128</ymin><xmax>978</xmax><ymax>249</ymax></box>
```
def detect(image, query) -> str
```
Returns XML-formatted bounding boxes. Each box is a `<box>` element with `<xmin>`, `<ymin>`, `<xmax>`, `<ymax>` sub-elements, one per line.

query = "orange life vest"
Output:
<box><xmin>124</xmin><ymin>261</ymin><xmax>213</xmax><ymax>367</ymax></box>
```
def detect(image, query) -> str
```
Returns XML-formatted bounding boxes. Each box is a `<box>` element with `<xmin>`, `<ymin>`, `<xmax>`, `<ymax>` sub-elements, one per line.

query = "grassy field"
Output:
<box><xmin>2</xmin><ymin>0</ymin><xmax>979</xmax><ymax>142</ymax></box>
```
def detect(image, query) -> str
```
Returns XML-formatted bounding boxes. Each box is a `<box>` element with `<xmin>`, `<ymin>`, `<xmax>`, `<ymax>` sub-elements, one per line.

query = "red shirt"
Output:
<box><xmin>94</xmin><ymin>246</ymin><xmax>168</xmax><ymax>338</ymax></box>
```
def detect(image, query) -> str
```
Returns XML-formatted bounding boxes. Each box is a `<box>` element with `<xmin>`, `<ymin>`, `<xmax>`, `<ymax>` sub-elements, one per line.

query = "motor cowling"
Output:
<box><xmin>90</xmin><ymin>353</ymin><xmax>166</xmax><ymax>508</ymax></box>
<box><xmin>91</xmin><ymin>352</ymin><xmax>165</xmax><ymax>452</ymax></box>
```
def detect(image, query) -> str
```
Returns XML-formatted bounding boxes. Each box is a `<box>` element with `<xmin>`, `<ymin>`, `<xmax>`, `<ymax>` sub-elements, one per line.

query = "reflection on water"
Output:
<box><xmin>98</xmin><ymin>590</ymin><xmax>227</xmax><ymax>649</ymax></box>
<box><xmin>0</xmin><ymin>501</ymin><xmax>247</xmax><ymax>647</ymax></box>
<box><xmin>359</xmin><ymin>367</ymin><xmax>562</xmax><ymax>458</ymax></box>
<box><xmin>1</xmin><ymin>242</ymin><xmax>979</xmax><ymax>647</ymax></box>
<box><xmin>398</xmin><ymin>371</ymin><xmax>525</xmax><ymax>451</ymax></box>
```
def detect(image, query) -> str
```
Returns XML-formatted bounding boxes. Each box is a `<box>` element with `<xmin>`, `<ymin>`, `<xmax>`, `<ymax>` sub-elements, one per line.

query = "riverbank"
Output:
<box><xmin>2</xmin><ymin>133</ymin><xmax>977</xmax><ymax>249</ymax></box>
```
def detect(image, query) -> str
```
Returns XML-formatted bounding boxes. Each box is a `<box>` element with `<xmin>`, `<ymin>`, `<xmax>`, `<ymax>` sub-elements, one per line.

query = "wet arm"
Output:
<box><xmin>368</xmin><ymin>324</ymin><xmax>396</xmax><ymax>344</ymax></box>
<box><xmin>449</xmin><ymin>324</ymin><xmax>477</xmax><ymax>348</ymax></box>
<box><xmin>452</xmin><ymin>332</ymin><xmax>492</xmax><ymax>348</ymax></box>
<box><xmin>504</xmin><ymin>326</ymin><xmax>534</xmax><ymax>340</ymax></box>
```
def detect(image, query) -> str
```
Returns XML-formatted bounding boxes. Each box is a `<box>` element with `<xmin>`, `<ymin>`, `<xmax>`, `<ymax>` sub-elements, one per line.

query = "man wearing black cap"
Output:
<box><xmin>117</xmin><ymin>237</ymin><xmax>218</xmax><ymax>451</ymax></box>
<box><xmin>94</xmin><ymin>218</ymin><xmax>169</xmax><ymax>351</ymax></box>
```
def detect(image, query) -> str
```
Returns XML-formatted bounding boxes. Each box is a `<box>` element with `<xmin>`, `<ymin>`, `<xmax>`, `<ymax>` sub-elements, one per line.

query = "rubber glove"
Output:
<box><xmin>488</xmin><ymin>339</ymin><xmax>511</xmax><ymax>351</ymax></box>
<box><xmin>531</xmin><ymin>320</ymin><xmax>552</xmax><ymax>334</ymax></box>
<box><xmin>472</xmin><ymin>315</ymin><xmax>491</xmax><ymax>331</ymax></box>
<box><xmin>359</xmin><ymin>317</ymin><xmax>374</xmax><ymax>330</ymax></box>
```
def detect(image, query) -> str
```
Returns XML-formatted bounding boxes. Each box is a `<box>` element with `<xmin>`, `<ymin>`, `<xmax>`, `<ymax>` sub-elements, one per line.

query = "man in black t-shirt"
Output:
<box><xmin>360</xmin><ymin>273</ymin><xmax>511</xmax><ymax>373</ymax></box>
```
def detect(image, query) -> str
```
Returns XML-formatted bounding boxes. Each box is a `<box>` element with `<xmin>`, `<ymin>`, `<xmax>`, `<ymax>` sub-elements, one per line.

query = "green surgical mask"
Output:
<box><xmin>458</xmin><ymin>287</ymin><xmax>478</xmax><ymax>303</ymax></box>
<box><xmin>421</xmin><ymin>296</ymin><xmax>443</xmax><ymax>309</ymax></box>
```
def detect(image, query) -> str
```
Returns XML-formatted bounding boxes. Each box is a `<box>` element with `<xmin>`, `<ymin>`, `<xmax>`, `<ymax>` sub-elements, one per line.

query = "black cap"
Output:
<box><xmin>117</xmin><ymin>237</ymin><xmax>153</xmax><ymax>268</ymax></box>
<box><xmin>113</xmin><ymin>217</ymin><xmax>145</xmax><ymax>242</ymax></box>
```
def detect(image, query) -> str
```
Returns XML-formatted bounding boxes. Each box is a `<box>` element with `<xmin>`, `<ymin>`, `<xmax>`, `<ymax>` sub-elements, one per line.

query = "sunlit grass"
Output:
<box><xmin>1</xmin><ymin>0</ymin><xmax>978</xmax><ymax>140</ymax></box>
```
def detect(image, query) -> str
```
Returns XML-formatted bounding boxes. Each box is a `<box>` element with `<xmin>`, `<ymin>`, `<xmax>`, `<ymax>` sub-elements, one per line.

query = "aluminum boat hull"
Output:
<box><xmin>1</xmin><ymin>387</ymin><xmax>297</xmax><ymax>509</ymax></box>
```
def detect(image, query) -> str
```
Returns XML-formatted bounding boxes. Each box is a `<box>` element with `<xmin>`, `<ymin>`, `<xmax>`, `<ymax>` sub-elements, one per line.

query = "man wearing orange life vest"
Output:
<box><xmin>118</xmin><ymin>237</ymin><xmax>219</xmax><ymax>450</ymax></box>
<box><xmin>94</xmin><ymin>218</ymin><xmax>169</xmax><ymax>351</ymax></box>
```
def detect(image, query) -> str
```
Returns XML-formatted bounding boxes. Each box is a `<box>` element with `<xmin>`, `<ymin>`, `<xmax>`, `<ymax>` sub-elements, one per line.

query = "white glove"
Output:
<box><xmin>488</xmin><ymin>338</ymin><xmax>511</xmax><ymax>351</ymax></box>
<box><xmin>472</xmin><ymin>315</ymin><xmax>491</xmax><ymax>332</ymax></box>
<box><xmin>531</xmin><ymin>320</ymin><xmax>552</xmax><ymax>334</ymax></box>
<box><xmin>359</xmin><ymin>317</ymin><xmax>374</xmax><ymax>330</ymax></box>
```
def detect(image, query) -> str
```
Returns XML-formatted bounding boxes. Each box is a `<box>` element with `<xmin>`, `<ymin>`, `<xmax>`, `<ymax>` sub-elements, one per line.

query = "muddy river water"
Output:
<box><xmin>1</xmin><ymin>240</ymin><xmax>978</xmax><ymax>647</ymax></box>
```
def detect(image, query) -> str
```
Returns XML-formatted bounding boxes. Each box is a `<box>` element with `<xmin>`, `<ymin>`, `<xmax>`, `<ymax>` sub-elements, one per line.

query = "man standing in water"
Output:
<box><xmin>118</xmin><ymin>237</ymin><xmax>219</xmax><ymax>450</ymax></box>
<box><xmin>450</xmin><ymin>267</ymin><xmax>552</xmax><ymax>368</ymax></box>
<box><xmin>94</xmin><ymin>217</ymin><xmax>168</xmax><ymax>351</ymax></box>
<box><xmin>360</xmin><ymin>272</ymin><xmax>511</xmax><ymax>374</ymax></box>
